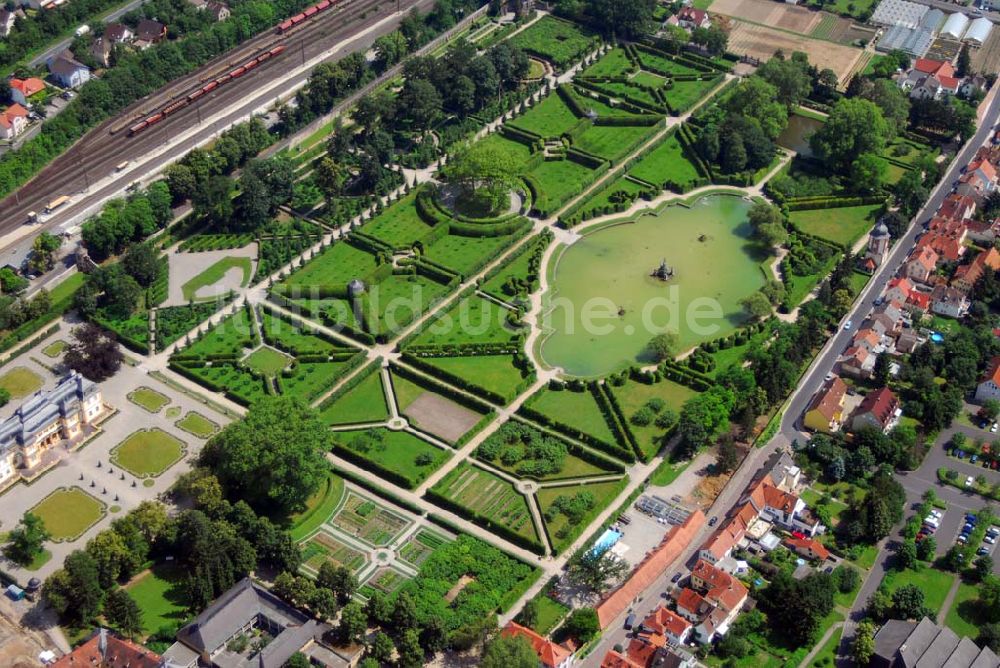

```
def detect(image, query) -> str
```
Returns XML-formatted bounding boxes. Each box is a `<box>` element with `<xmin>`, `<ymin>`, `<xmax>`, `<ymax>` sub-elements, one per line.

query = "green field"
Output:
<box><xmin>364</xmin><ymin>193</ymin><xmax>434</xmax><ymax>247</ymax></box>
<box><xmin>509</xmin><ymin>91</ymin><xmax>580</xmax><ymax>138</ymax></box>
<box><xmin>174</xmin><ymin>411</ymin><xmax>218</xmax><ymax>438</ymax></box>
<box><xmin>418</xmin><ymin>354</ymin><xmax>528</xmax><ymax>402</ymax></box>
<box><xmin>245</xmin><ymin>346</ymin><xmax>293</xmax><ymax>375</ymax></box>
<box><xmin>0</xmin><ymin>366</ymin><xmax>43</xmax><ymax>399</ymax></box>
<box><xmin>526</xmin><ymin>387</ymin><xmax>620</xmax><ymax>447</ymax></box>
<box><xmin>789</xmin><ymin>203</ymin><xmax>882</xmax><ymax>247</ymax></box>
<box><xmin>430</xmin><ymin>462</ymin><xmax>540</xmax><ymax>543</ymax></box>
<box><xmin>635</xmin><ymin>48</ymin><xmax>706</xmax><ymax>76</ymax></box>
<box><xmin>611</xmin><ymin>379</ymin><xmax>698</xmax><ymax>458</ymax></box>
<box><xmin>944</xmin><ymin>580</ymin><xmax>987</xmax><ymax>639</ymax></box>
<box><xmin>125</xmin><ymin>564</ymin><xmax>190</xmax><ymax>637</ymax></box>
<box><xmin>278</xmin><ymin>241</ymin><xmax>379</xmax><ymax>292</ymax></box>
<box><xmin>628</xmin><ymin>131</ymin><xmax>703</xmax><ymax>189</ymax></box>
<box><xmin>537</xmin><ymin>478</ymin><xmax>627</xmax><ymax>552</ymax></box>
<box><xmin>881</xmin><ymin>566</ymin><xmax>956</xmax><ymax>617</ymax></box>
<box><xmin>581</xmin><ymin>47</ymin><xmax>634</xmax><ymax>77</ymax></box>
<box><xmin>411</xmin><ymin>294</ymin><xmax>523</xmax><ymax>348</ymax></box>
<box><xmin>360</xmin><ymin>273</ymin><xmax>452</xmax><ymax>338</ymax></box>
<box><xmin>30</xmin><ymin>487</ymin><xmax>105</xmax><ymax>542</ymax></box>
<box><xmin>127</xmin><ymin>387</ymin><xmax>170</xmax><ymax>413</ymax></box>
<box><xmin>423</xmin><ymin>230</ymin><xmax>524</xmax><ymax>277</ymax></box>
<box><xmin>578</xmin><ymin>175</ymin><xmax>651</xmax><ymax>219</ymax></box>
<box><xmin>181</xmin><ymin>307</ymin><xmax>255</xmax><ymax>357</ymax></box>
<box><xmin>528</xmin><ymin>158</ymin><xmax>598</xmax><ymax>214</ymax></box>
<box><xmin>332</xmin><ymin>428</ymin><xmax>450</xmax><ymax>488</ymax></box>
<box><xmin>181</xmin><ymin>257</ymin><xmax>252</xmax><ymax>302</ymax></box>
<box><xmin>476</xmin><ymin>131</ymin><xmax>535</xmax><ymax>168</ymax></box>
<box><xmin>111</xmin><ymin>429</ymin><xmax>186</xmax><ymax>478</ymax></box>
<box><xmin>509</xmin><ymin>16</ymin><xmax>597</xmax><ymax>70</ymax></box>
<box><xmin>41</xmin><ymin>340</ymin><xmax>66</xmax><ymax>358</ymax></box>
<box><xmin>574</xmin><ymin>124</ymin><xmax>655</xmax><ymax>162</ymax></box>
<box><xmin>319</xmin><ymin>369</ymin><xmax>390</xmax><ymax>425</ymax></box>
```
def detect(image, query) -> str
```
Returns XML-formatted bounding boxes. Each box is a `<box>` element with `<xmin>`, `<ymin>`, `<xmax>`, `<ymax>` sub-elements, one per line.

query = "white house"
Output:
<box><xmin>975</xmin><ymin>356</ymin><xmax>1000</xmax><ymax>403</ymax></box>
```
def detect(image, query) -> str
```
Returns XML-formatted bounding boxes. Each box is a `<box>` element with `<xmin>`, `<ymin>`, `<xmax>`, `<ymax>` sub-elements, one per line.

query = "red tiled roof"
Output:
<box><xmin>5</xmin><ymin>103</ymin><xmax>27</xmax><ymax>118</ymax></box>
<box><xmin>982</xmin><ymin>356</ymin><xmax>1000</xmax><ymax>387</ymax></box>
<box><xmin>502</xmin><ymin>622</ymin><xmax>573</xmax><ymax>668</ymax></box>
<box><xmin>855</xmin><ymin>387</ymin><xmax>899</xmax><ymax>428</ymax></box>
<box><xmin>595</xmin><ymin>511</ymin><xmax>705</xmax><ymax>629</ymax></box>
<box><xmin>10</xmin><ymin>77</ymin><xmax>45</xmax><ymax>97</ymax></box>
<box><xmin>641</xmin><ymin>606</ymin><xmax>691</xmax><ymax>638</ymax></box>
<box><xmin>52</xmin><ymin>631</ymin><xmax>161</xmax><ymax>668</ymax></box>
<box><xmin>914</xmin><ymin>58</ymin><xmax>953</xmax><ymax>76</ymax></box>
<box><xmin>676</xmin><ymin>587</ymin><xmax>708</xmax><ymax>618</ymax></box>
<box><xmin>908</xmin><ymin>246</ymin><xmax>938</xmax><ymax>273</ymax></box>
<box><xmin>806</xmin><ymin>377</ymin><xmax>847</xmax><ymax>422</ymax></box>
<box><xmin>907</xmin><ymin>291</ymin><xmax>931</xmax><ymax>310</ymax></box>
<box><xmin>601</xmin><ymin>650</ymin><xmax>643</xmax><ymax>668</ymax></box>
<box><xmin>785</xmin><ymin>536</ymin><xmax>832</xmax><ymax>560</ymax></box>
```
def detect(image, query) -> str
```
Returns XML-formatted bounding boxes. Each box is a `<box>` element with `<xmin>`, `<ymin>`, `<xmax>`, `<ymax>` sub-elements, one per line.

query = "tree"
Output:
<box><xmin>957</xmin><ymin>43</ymin><xmax>971</xmax><ymax>77</ymax></box>
<box><xmin>811</xmin><ymin>98</ymin><xmax>891</xmax><ymax>174</ymax></box>
<box><xmin>104</xmin><ymin>588</ymin><xmax>142</xmax><ymax>640</ymax></box>
<box><xmin>64</xmin><ymin>322</ymin><xmax>123</xmax><ymax>381</ymax></box>
<box><xmin>741</xmin><ymin>292</ymin><xmax>773</xmax><ymax>320</ymax></box>
<box><xmin>122</xmin><ymin>242</ymin><xmax>161</xmax><ymax>287</ymax></box>
<box><xmin>317</xmin><ymin>561</ymin><xmax>357</xmax><ymax>604</ymax></box>
<box><xmin>568</xmin><ymin>550</ymin><xmax>629</xmax><ymax>592</ymax></box>
<box><xmin>979</xmin><ymin>623</ymin><xmax>1000</xmax><ymax>653</ymax></box>
<box><xmin>585</xmin><ymin>0</ymin><xmax>655</xmax><ymax>39</ymax></box>
<box><xmin>199</xmin><ymin>397</ymin><xmax>330</xmax><ymax>514</ymax></box>
<box><xmin>314</xmin><ymin>158</ymin><xmax>346</xmax><ymax>200</ymax></box>
<box><xmin>481</xmin><ymin>634</ymin><xmax>538</xmax><ymax>668</ymax></box>
<box><xmin>563</xmin><ymin>607</ymin><xmax>600</xmax><ymax>643</ymax></box>
<box><xmin>975</xmin><ymin>555</ymin><xmax>995</xmax><ymax>582</ymax></box>
<box><xmin>757</xmin><ymin>54</ymin><xmax>813</xmax><ymax>108</ymax></box>
<box><xmin>44</xmin><ymin>550</ymin><xmax>103</xmax><ymax>624</ymax></box>
<box><xmin>892</xmin><ymin>584</ymin><xmax>930</xmax><ymax>620</ymax></box>
<box><xmin>677</xmin><ymin>386</ymin><xmax>735</xmax><ymax>457</ymax></box>
<box><xmin>645</xmin><ymin>330</ymin><xmax>679</xmax><ymax>362</ymax></box>
<box><xmin>398</xmin><ymin>77</ymin><xmax>443</xmax><ymax>130</ymax></box>
<box><xmin>896</xmin><ymin>540</ymin><xmax>918</xmax><ymax>571</ymax></box>
<box><xmin>747</xmin><ymin>202</ymin><xmax>787</xmax><ymax>249</ymax></box>
<box><xmin>724</xmin><ymin>77</ymin><xmax>786</xmax><ymax>140</ymax></box>
<box><xmin>284</xmin><ymin>653</ymin><xmax>312</xmax><ymax>668</ymax></box>
<box><xmin>944</xmin><ymin>544</ymin><xmax>968</xmax><ymax>572</ymax></box>
<box><xmin>4</xmin><ymin>512</ymin><xmax>49</xmax><ymax>566</ymax></box>
<box><xmin>444</xmin><ymin>141</ymin><xmax>521</xmax><ymax>215</ymax></box>
<box><xmin>338</xmin><ymin>601</ymin><xmax>368</xmax><ymax>644</ymax></box>
<box><xmin>894</xmin><ymin>168</ymin><xmax>928</xmax><ymax>217</ymax></box>
<box><xmin>0</xmin><ymin>267</ymin><xmax>28</xmax><ymax>294</ymax></box>
<box><xmin>853</xmin><ymin>619</ymin><xmax>877</xmax><ymax>666</ymax></box>
<box><xmin>717</xmin><ymin>436</ymin><xmax>740</xmax><ymax>473</ymax></box>
<box><xmin>28</xmin><ymin>231</ymin><xmax>62</xmax><ymax>274</ymax></box>
<box><xmin>916</xmin><ymin>536</ymin><xmax>936</xmax><ymax>562</ymax></box>
<box><xmin>983</xmin><ymin>399</ymin><xmax>1000</xmax><ymax>421</ymax></box>
<box><xmin>851</xmin><ymin>153</ymin><xmax>888</xmax><ymax>194</ymax></box>
<box><xmin>366</xmin><ymin>632</ymin><xmax>395</xmax><ymax>664</ymax></box>
<box><xmin>690</xmin><ymin>25</ymin><xmax>728</xmax><ymax>56</ymax></box>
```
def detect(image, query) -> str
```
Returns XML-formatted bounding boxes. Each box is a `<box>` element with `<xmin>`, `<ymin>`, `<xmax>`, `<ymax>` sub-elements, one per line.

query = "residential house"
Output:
<box><xmin>851</xmin><ymin>387</ymin><xmax>902</xmax><ymax>433</ymax></box>
<box><xmin>639</xmin><ymin>607</ymin><xmax>691</xmax><ymax>646</ymax></box>
<box><xmin>840</xmin><ymin>344</ymin><xmax>876</xmax><ymax>379</ymax></box>
<box><xmin>675</xmin><ymin>588</ymin><xmax>713</xmax><ymax>623</ymax></box>
<box><xmin>898</xmin><ymin>59</ymin><xmax>961</xmax><ymax>99</ymax></box>
<box><xmin>975</xmin><ymin>356</ymin><xmax>1000</xmax><ymax>403</ymax></box>
<box><xmin>896</xmin><ymin>328</ymin><xmax>922</xmax><ymax>353</ymax></box>
<box><xmin>870</xmin><ymin>300</ymin><xmax>905</xmax><ymax>338</ymax></box>
<box><xmin>766</xmin><ymin>451</ymin><xmax>802</xmax><ymax>492</ymax></box>
<box><xmin>686</xmin><ymin>560</ymin><xmax>748</xmax><ymax>643</ymax></box>
<box><xmin>0</xmin><ymin>371</ymin><xmax>105</xmax><ymax>488</ymax></box>
<box><xmin>746</xmin><ymin>474</ymin><xmax>820</xmax><ymax>535</ymax></box>
<box><xmin>783</xmin><ymin>536</ymin><xmax>831</xmax><ymax>562</ymax></box>
<box><xmin>853</xmin><ymin>328</ymin><xmax>882</xmax><ymax>354</ymax></box>
<box><xmin>952</xmin><ymin>247</ymin><xmax>1000</xmax><ymax>293</ymax></box>
<box><xmin>916</xmin><ymin>230</ymin><xmax>966</xmax><ymax>262</ymax></box>
<box><xmin>502</xmin><ymin>622</ymin><xmax>575</xmax><ymax>668</ymax></box>
<box><xmin>134</xmin><ymin>19</ymin><xmax>167</xmax><ymax>48</ymax></box>
<box><xmin>601</xmin><ymin>645</ymin><xmax>696</xmax><ymax>668</ymax></box>
<box><xmin>885</xmin><ymin>277</ymin><xmax>916</xmax><ymax>305</ymax></box>
<box><xmin>47</xmin><ymin>51</ymin><xmax>91</xmax><ymax>88</ymax></box>
<box><xmin>103</xmin><ymin>22</ymin><xmax>133</xmax><ymax>43</ymax></box>
<box><xmin>966</xmin><ymin>218</ymin><xmax>1000</xmax><ymax>245</ymax></box>
<box><xmin>938</xmin><ymin>193</ymin><xmax>976</xmax><ymax>220</ymax></box>
<box><xmin>9</xmin><ymin>77</ymin><xmax>45</xmax><ymax>105</ymax></box>
<box><xmin>957</xmin><ymin>168</ymin><xmax>996</xmax><ymax>203</ymax></box>
<box><xmin>667</xmin><ymin>7</ymin><xmax>711</xmax><ymax>30</ymax></box>
<box><xmin>871</xmin><ymin>617</ymin><xmax>1000</xmax><ymax>668</ymax></box>
<box><xmin>803</xmin><ymin>376</ymin><xmax>847</xmax><ymax>433</ymax></box>
<box><xmin>905</xmin><ymin>245</ymin><xmax>939</xmax><ymax>283</ymax></box>
<box><xmin>965</xmin><ymin>158</ymin><xmax>997</xmax><ymax>188</ymax></box>
<box><xmin>0</xmin><ymin>103</ymin><xmax>28</xmax><ymax>140</ymax></box>
<box><xmin>189</xmin><ymin>0</ymin><xmax>231</xmax><ymax>20</ymax></box>
<box><xmin>53</xmin><ymin>628</ymin><xmax>161</xmax><ymax>668</ymax></box>
<box><xmin>961</xmin><ymin>74</ymin><xmax>988</xmax><ymax>98</ymax></box>
<box><xmin>699</xmin><ymin>502</ymin><xmax>756</xmax><ymax>564</ymax></box>
<box><xmin>930</xmin><ymin>284</ymin><xmax>970</xmax><ymax>318</ymax></box>
<box><xmin>162</xmin><ymin>577</ymin><xmax>351</xmax><ymax>668</ymax></box>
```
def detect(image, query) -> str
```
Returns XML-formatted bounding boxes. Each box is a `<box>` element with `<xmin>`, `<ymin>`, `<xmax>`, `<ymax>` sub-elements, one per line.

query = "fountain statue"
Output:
<box><xmin>651</xmin><ymin>258</ymin><xmax>674</xmax><ymax>282</ymax></box>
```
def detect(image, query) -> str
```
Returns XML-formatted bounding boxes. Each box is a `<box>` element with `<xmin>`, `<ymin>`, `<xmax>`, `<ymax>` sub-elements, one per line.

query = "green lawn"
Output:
<box><xmin>628</xmin><ymin>131</ymin><xmax>702</xmax><ymax>189</ymax></box>
<box><xmin>278</xmin><ymin>241</ymin><xmax>379</xmax><ymax>292</ymax></box>
<box><xmin>125</xmin><ymin>564</ymin><xmax>190</xmax><ymax>637</ymax></box>
<box><xmin>611</xmin><ymin>378</ymin><xmax>698</xmax><ymax>458</ymax></box>
<box><xmin>789</xmin><ymin>203</ymin><xmax>882</xmax><ymax>247</ymax></box>
<box><xmin>418</xmin><ymin>354</ymin><xmax>528</xmax><ymax>402</ymax></box>
<box><xmin>528</xmin><ymin>158</ymin><xmax>598</xmax><ymax>215</ymax></box>
<box><xmin>127</xmin><ymin>386</ymin><xmax>170</xmax><ymax>413</ymax></box>
<box><xmin>944</xmin><ymin>580</ymin><xmax>987</xmax><ymax>639</ymax></box>
<box><xmin>364</xmin><ymin>193</ymin><xmax>434</xmax><ymax>247</ymax></box>
<box><xmin>480</xmin><ymin>233</ymin><xmax>547</xmax><ymax>302</ymax></box>
<box><xmin>801</xmin><ymin>487</ymin><xmax>849</xmax><ymax>526</ymax></box>
<box><xmin>532</xmin><ymin>595</ymin><xmax>570</xmax><ymax>635</ymax></box>
<box><xmin>318</xmin><ymin>369</ymin><xmax>390</xmax><ymax>425</ymax></box>
<box><xmin>284</xmin><ymin>470</ymin><xmax>346</xmax><ymax>541</ymax></box>
<box><xmin>411</xmin><ymin>294</ymin><xmax>523</xmax><ymax>348</ymax></box>
<box><xmin>180</xmin><ymin>307</ymin><xmax>255</xmax><ymax>357</ymax></box>
<box><xmin>423</xmin><ymin>231</ymin><xmax>526</xmax><ymax>277</ymax></box>
<box><xmin>181</xmin><ymin>257</ymin><xmax>252</xmax><ymax>302</ymax></box>
<box><xmin>175</xmin><ymin>411</ymin><xmax>219</xmax><ymax>439</ymax></box>
<box><xmin>30</xmin><ymin>487</ymin><xmax>105</xmax><ymax>542</ymax></box>
<box><xmin>509</xmin><ymin>91</ymin><xmax>581</xmax><ymax>138</ymax></box>
<box><xmin>577</xmin><ymin>175</ymin><xmax>651</xmax><ymax>219</ymax></box>
<box><xmin>649</xmin><ymin>459</ymin><xmax>691</xmax><ymax>487</ymax></box>
<box><xmin>332</xmin><ymin>428</ymin><xmax>450</xmax><ymax>488</ymax></box>
<box><xmin>360</xmin><ymin>273</ymin><xmax>452</xmax><ymax>339</ymax></box>
<box><xmin>476</xmin><ymin>131</ymin><xmax>535</xmax><ymax>168</ymax></box>
<box><xmin>244</xmin><ymin>346</ymin><xmax>293</xmax><ymax>375</ymax></box>
<box><xmin>0</xmin><ymin>366</ymin><xmax>43</xmax><ymax>399</ymax></box>
<box><xmin>807</xmin><ymin>624</ymin><xmax>843</xmax><ymax>668</ymax></box>
<box><xmin>259</xmin><ymin>310</ymin><xmax>344</xmax><ymax>356</ymax></box>
<box><xmin>526</xmin><ymin>387</ymin><xmax>620</xmax><ymax>447</ymax></box>
<box><xmin>574</xmin><ymin>124</ymin><xmax>655</xmax><ymax>162</ymax></box>
<box><xmin>509</xmin><ymin>16</ymin><xmax>597</xmax><ymax>70</ymax></box>
<box><xmin>537</xmin><ymin>478</ymin><xmax>627</xmax><ymax>553</ymax></box>
<box><xmin>881</xmin><ymin>566</ymin><xmax>956</xmax><ymax>616</ymax></box>
<box><xmin>581</xmin><ymin>47</ymin><xmax>634</xmax><ymax>77</ymax></box>
<box><xmin>41</xmin><ymin>340</ymin><xmax>66</xmax><ymax>358</ymax></box>
<box><xmin>111</xmin><ymin>429</ymin><xmax>187</xmax><ymax>478</ymax></box>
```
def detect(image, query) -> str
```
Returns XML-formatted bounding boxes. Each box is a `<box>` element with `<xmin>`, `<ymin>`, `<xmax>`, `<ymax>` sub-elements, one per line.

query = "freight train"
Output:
<box><xmin>127</xmin><ymin>0</ymin><xmax>347</xmax><ymax>136</ymax></box>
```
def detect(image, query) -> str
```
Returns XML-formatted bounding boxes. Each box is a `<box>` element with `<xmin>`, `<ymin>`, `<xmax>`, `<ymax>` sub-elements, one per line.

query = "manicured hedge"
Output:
<box><xmin>424</xmin><ymin>486</ymin><xmax>547</xmax><ymax>554</ymax></box>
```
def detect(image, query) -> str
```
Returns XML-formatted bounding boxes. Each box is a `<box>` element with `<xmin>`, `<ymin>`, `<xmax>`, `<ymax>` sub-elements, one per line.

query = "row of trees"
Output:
<box><xmin>81</xmin><ymin>182</ymin><xmax>173</xmax><ymax>261</ymax></box>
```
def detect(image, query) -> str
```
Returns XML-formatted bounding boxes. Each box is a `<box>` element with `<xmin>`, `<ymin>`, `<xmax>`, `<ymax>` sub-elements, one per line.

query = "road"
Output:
<box><xmin>0</xmin><ymin>0</ymin><xmax>440</xmax><ymax>247</ymax></box>
<box><xmin>27</xmin><ymin>0</ymin><xmax>150</xmax><ymax>70</ymax></box>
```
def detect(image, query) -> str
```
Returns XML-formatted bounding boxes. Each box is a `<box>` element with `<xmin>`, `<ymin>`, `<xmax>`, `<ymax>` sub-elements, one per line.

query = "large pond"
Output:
<box><xmin>539</xmin><ymin>195</ymin><xmax>767</xmax><ymax>377</ymax></box>
<box><xmin>777</xmin><ymin>113</ymin><xmax>824</xmax><ymax>157</ymax></box>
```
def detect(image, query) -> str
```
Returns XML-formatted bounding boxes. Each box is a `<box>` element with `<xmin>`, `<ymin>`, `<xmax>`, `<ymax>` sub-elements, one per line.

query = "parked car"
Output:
<box><xmin>671</xmin><ymin>572</ymin><xmax>682</xmax><ymax>583</ymax></box>
<box><xmin>966</xmin><ymin>514</ymin><xmax>977</xmax><ymax>522</ymax></box>
<box><xmin>930</xmin><ymin>509</ymin><xmax>944</xmax><ymax>519</ymax></box>
<box><xmin>708</xmin><ymin>516</ymin><xmax>718</xmax><ymax>526</ymax></box>
<box><xmin>958</xmin><ymin>535</ymin><xmax>968</xmax><ymax>544</ymax></box>
<box><xmin>978</xmin><ymin>547</ymin><xmax>991</xmax><ymax>556</ymax></box>
<box><xmin>624</xmin><ymin>612</ymin><xmax>636</xmax><ymax>630</ymax></box>
<box><xmin>971</xmin><ymin>455</ymin><xmax>979</xmax><ymax>464</ymax></box>
<box><xmin>966</xmin><ymin>475</ymin><xmax>975</xmax><ymax>487</ymax></box>
<box><xmin>964</xmin><ymin>524</ymin><xmax>976</xmax><ymax>533</ymax></box>
<box><xmin>992</xmin><ymin>422</ymin><xmax>998</xmax><ymax>433</ymax></box>
<box><xmin>957</xmin><ymin>450</ymin><xmax>966</xmax><ymax>459</ymax></box>
<box><xmin>985</xmin><ymin>535</ymin><xmax>997</xmax><ymax>545</ymax></box>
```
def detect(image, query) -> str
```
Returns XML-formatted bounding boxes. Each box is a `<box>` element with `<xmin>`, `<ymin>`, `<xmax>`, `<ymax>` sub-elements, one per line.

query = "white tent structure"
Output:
<box><xmin>940</xmin><ymin>12</ymin><xmax>969</xmax><ymax>40</ymax></box>
<box><xmin>965</xmin><ymin>16</ymin><xmax>992</xmax><ymax>45</ymax></box>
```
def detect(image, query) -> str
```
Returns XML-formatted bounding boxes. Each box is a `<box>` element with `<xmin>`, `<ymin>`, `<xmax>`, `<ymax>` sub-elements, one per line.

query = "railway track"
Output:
<box><xmin>0</xmin><ymin>0</ymin><xmax>398</xmax><ymax>233</ymax></box>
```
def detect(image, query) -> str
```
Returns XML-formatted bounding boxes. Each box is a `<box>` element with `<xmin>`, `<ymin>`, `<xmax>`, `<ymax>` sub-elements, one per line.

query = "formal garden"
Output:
<box><xmin>28</xmin><ymin>487</ymin><xmax>106</xmax><ymax>542</ymax></box>
<box><xmin>110</xmin><ymin>429</ymin><xmax>187</xmax><ymax>479</ymax></box>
